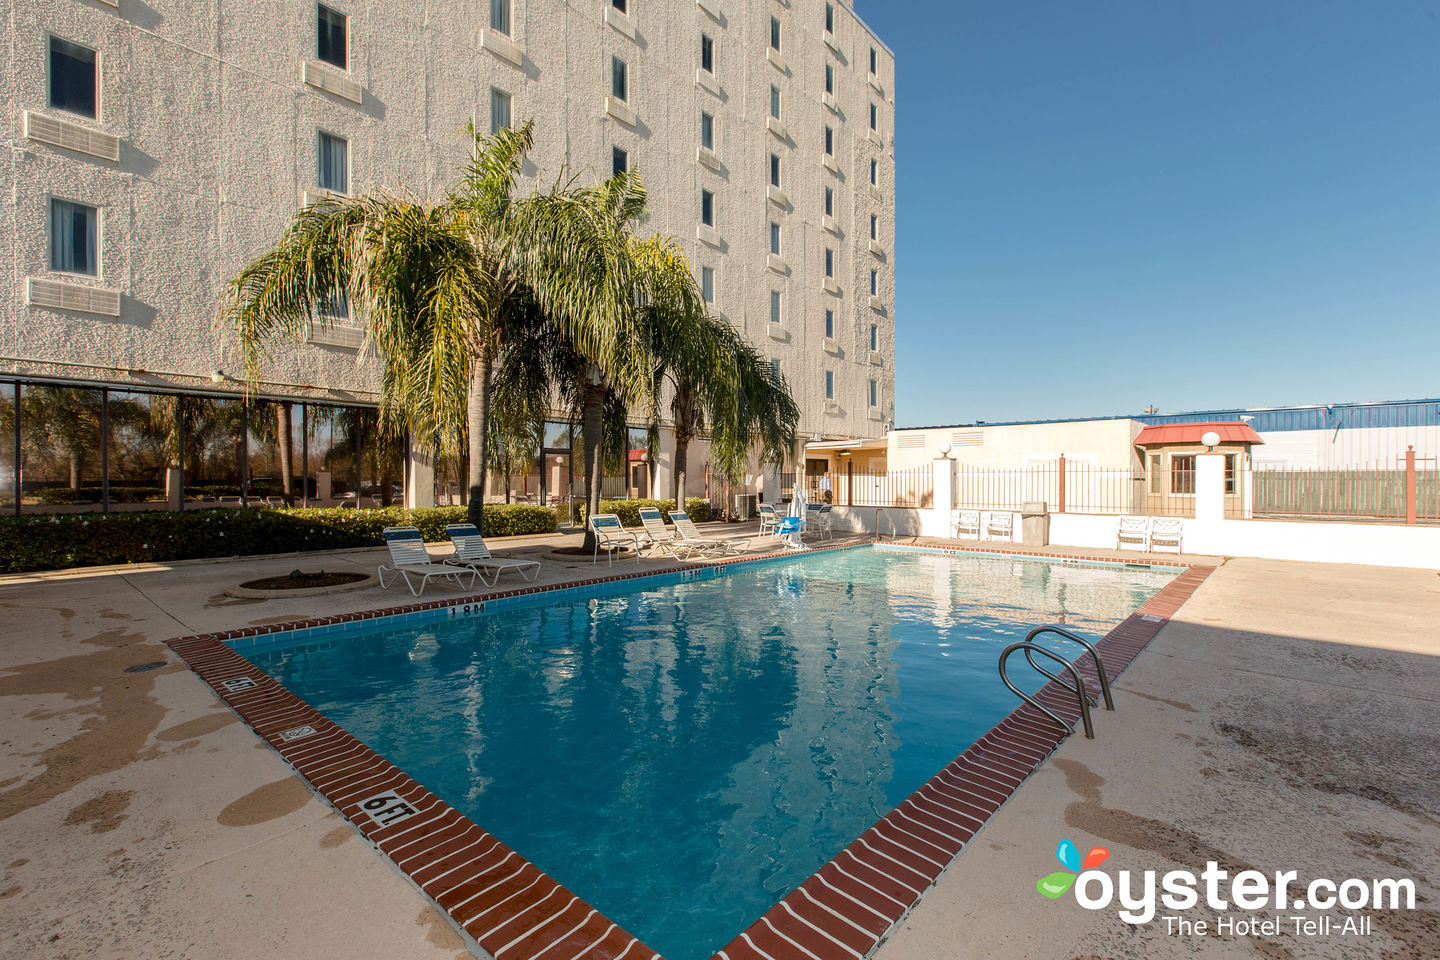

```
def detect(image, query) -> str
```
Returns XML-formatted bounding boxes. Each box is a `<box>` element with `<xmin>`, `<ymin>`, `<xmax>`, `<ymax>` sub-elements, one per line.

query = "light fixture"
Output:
<box><xmin>938</xmin><ymin>439</ymin><xmax>953</xmax><ymax>459</ymax></box>
<box><xmin>1201</xmin><ymin>430</ymin><xmax>1220</xmax><ymax>451</ymax></box>
<box><xmin>211</xmin><ymin>369</ymin><xmax>227</xmax><ymax>384</ymax></box>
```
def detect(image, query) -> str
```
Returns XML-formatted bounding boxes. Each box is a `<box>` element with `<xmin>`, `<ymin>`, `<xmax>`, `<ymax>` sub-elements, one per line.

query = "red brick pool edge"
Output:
<box><xmin>162</xmin><ymin>544</ymin><xmax>1213</xmax><ymax>960</ymax></box>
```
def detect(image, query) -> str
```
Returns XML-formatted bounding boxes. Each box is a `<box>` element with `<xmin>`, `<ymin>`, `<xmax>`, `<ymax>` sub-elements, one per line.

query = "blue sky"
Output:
<box><xmin>858</xmin><ymin>1</ymin><xmax>1440</xmax><ymax>427</ymax></box>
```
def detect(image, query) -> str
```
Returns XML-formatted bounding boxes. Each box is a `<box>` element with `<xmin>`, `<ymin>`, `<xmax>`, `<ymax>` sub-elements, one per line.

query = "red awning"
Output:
<box><xmin>1134</xmin><ymin>421</ymin><xmax>1264</xmax><ymax>447</ymax></box>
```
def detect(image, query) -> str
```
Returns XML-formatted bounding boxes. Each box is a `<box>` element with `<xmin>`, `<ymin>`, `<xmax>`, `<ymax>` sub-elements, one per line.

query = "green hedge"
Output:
<box><xmin>0</xmin><ymin>503</ymin><xmax>557</xmax><ymax>574</ymax></box>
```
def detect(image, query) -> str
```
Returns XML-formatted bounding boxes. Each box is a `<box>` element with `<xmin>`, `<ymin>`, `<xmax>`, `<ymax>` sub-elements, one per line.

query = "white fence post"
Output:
<box><xmin>924</xmin><ymin>457</ymin><xmax>956</xmax><ymax>538</ymax></box>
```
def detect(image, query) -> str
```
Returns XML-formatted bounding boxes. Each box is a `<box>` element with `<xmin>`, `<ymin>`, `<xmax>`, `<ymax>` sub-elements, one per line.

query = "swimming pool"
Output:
<box><xmin>236</xmin><ymin>546</ymin><xmax>1177</xmax><ymax>959</ymax></box>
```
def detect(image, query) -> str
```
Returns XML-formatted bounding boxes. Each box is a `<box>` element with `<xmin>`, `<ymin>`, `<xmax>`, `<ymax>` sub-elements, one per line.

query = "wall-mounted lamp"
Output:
<box><xmin>211</xmin><ymin>369</ymin><xmax>228</xmax><ymax>384</ymax></box>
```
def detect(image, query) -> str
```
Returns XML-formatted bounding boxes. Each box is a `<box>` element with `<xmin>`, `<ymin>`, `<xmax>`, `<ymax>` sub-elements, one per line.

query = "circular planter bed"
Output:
<box><xmin>225</xmin><ymin>569</ymin><xmax>378</xmax><ymax>599</ymax></box>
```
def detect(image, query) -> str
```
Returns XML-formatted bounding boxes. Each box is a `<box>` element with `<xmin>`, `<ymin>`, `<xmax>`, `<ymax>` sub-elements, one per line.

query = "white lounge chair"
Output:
<box><xmin>757</xmin><ymin>502</ymin><xmax>779</xmax><ymax>538</ymax></box>
<box><xmin>590</xmin><ymin>513</ymin><xmax>639</xmax><ymax>566</ymax></box>
<box><xmin>444</xmin><ymin>523</ymin><xmax>541</xmax><ymax>586</ymax></box>
<box><xmin>985</xmin><ymin>512</ymin><xmax>1014</xmax><ymax>542</ymax></box>
<box><xmin>378</xmin><ymin>526</ymin><xmax>480</xmax><ymax>596</ymax></box>
<box><xmin>1149</xmin><ymin>517</ymin><xmax>1183</xmax><ymax>554</ymax></box>
<box><xmin>669</xmin><ymin>510</ymin><xmax>741</xmax><ymax>556</ymax></box>
<box><xmin>636</xmin><ymin>506</ymin><xmax>687</xmax><ymax>559</ymax></box>
<box><xmin>1116</xmin><ymin>516</ymin><xmax>1150</xmax><ymax>552</ymax></box>
<box><xmin>814</xmin><ymin>503</ymin><xmax>834</xmax><ymax>540</ymax></box>
<box><xmin>954</xmin><ymin>510</ymin><xmax>981</xmax><ymax>539</ymax></box>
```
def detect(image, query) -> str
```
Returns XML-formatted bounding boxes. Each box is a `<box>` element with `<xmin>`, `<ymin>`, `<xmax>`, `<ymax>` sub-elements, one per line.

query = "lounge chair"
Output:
<box><xmin>378</xmin><ymin>526</ymin><xmax>480</xmax><ymax>596</ymax></box>
<box><xmin>669</xmin><ymin>510</ymin><xmax>741</xmax><ymax>556</ymax></box>
<box><xmin>590</xmin><ymin>513</ymin><xmax>640</xmax><ymax>566</ymax></box>
<box><xmin>443</xmin><ymin>523</ymin><xmax>541</xmax><ymax>586</ymax></box>
<box><xmin>1149</xmin><ymin>517</ymin><xmax>1183</xmax><ymax>554</ymax></box>
<box><xmin>954</xmin><ymin>510</ymin><xmax>981</xmax><ymax>540</ymax></box>
<box><xmin>1116</xmin><ymin>516</ymin><xmax>1149</xmax><ymax>551</ymax></box>
<box><xmin>757</xmin><ymin>502</ymin><xmax>779</xmax><ymax>538</ymax></box>
<box><xmin>985</xmin><ymin>511</ymin><xmax>1014</xmax><ymax>542</ymax></box>
<box><xmin>636</xmin><ymin>507</ymin><xmax>687</xmax><ymax>559</ymax></box>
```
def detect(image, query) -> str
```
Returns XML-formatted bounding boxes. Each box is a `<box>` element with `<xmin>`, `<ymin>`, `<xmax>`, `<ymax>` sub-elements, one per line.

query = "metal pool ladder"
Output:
<box><xmin>998</xmin><ymin>626</ymin><xmax>1115</xmax><ymax>740</ymax></box>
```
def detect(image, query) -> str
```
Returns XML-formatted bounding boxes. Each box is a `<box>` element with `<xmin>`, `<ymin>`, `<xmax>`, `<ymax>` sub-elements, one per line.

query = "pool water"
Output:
<box><xmin>241</xmin><ymin>547</ymin><xmax>1175</xmax><ymax>959</ymax></box>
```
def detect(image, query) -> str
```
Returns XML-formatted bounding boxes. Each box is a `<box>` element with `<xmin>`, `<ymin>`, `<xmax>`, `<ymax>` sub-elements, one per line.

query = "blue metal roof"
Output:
<box><xmin>904</xmin><ymin>398</ymin><xmax>1440</xmax><ymax>433</ymax></box>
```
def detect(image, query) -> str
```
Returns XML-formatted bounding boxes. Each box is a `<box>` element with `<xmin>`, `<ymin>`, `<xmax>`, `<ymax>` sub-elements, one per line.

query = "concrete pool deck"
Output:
<box><xmin>0</xmin><ymin>531</ymin><xmax>1434</xmax><ymax>958</ymax></box>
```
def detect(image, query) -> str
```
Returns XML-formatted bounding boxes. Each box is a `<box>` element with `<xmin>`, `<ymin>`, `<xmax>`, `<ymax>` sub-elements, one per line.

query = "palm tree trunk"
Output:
<box><xmin>276</xmin><ymin>403</ymin><xmax>294</xmax><ymax>506</ymax></box>
<box><xmin>466</xmin><ymin>344</ymin><xmax>493</xmax><ymax>531</ymax></box>
<box><xmin>672</xmin><ymin>430</ymin><xmax>690</xmax><ymax>507</ymax></box>
<box><xmin>580</xmin><ymin>372</ymin><xmax>607</xmax><ymax>552</ymax></box>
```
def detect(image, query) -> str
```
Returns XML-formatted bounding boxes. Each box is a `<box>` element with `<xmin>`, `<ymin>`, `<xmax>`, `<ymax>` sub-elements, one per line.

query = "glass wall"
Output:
<box><xmin>20</xmin><ymin>384</ymin><xmax>104</xmax><ymax>513</ymax></box>
<box><xmin>0</xmin><ymin>384</ymin><xmax>14</xmax><ymax>514</ymax></box>
<box><xmin>106</xmin><ymin>391</ymin><xmax>173</xmax><ymax>510</ymax></box>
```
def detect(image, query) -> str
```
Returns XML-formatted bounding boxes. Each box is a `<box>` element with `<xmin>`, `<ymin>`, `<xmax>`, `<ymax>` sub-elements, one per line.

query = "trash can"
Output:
<box><xmin>1021</xmin><ymin>501</ymin><xmax>1050</xmax><ymax>546</ymax></box>
<box><xmin>733</xmin><ymin>493</ymin><xmax>757</xmax><ymax>521</ymax></box>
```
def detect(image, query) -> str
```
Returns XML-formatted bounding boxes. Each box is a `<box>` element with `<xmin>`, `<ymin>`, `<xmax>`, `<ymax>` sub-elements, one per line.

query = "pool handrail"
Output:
<box><xmin>1021</xmin><ymin>625</ymin><xmax>1115</xmax><ymax>712</ymax></box>
<box><xmin>998</xmin><ymin>641</ymin><xmax>1096</xmax><ymax>739</ymax></box>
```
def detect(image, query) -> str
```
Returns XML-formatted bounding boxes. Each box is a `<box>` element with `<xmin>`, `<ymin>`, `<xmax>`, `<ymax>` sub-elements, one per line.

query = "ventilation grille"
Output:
<box><xmin>27</xmin><ymin>277</ymin><xmax>121</xmax><ymax>317</ymax></box>
<box><xmin>897</xmin><ymin>434</ymin><xmax>926</xmax><ymax>450</ymax></box>
<box><xmin>309</xmin><ymin>321</ymin><xmax>364</xmax><ymax>350</ymax></box>
<box><xmin>696</xmin><ymin>0</ymin><xmax>722</xmax><ymax>22</ymax></box>
<box><xmin>23</xmin><ymin>111</ymin><xmax>120</xmax><ymax>162</ymax></box>
<box><xmin>479</xmin><ymin>29</ymin><xmax>524</xmax><ymax>67</ymax></box>
<box><xmin>951</xmin><ymin>431</ymin><xmax>983</xmax><ymax>447</ymax></box>
<box><xmin>302</xmin><ymin>61</ymin><xmax>364</xmax><ymax>104</ymax></box>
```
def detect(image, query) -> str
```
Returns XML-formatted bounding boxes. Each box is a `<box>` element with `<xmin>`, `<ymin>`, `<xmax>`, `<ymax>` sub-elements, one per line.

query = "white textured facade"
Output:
<box><xmin>3</xmin><ymin>0</ymin><xmax>896</xmax><ymax>493</ymax></box>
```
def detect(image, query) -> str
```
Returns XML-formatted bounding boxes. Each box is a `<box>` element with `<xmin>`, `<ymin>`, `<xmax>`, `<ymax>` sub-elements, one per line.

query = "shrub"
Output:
<box><xmin>35</xmin><ymin>487</ymin><xmax>101</xmax><ymax>505</ymax></box>
<box><xmin>0</xmin><ymin>503</ymin><xmax>557</xmax><ymax>575</ymax></box>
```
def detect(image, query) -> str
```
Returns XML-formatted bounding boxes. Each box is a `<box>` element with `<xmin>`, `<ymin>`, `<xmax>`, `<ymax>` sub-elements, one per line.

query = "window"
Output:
<box><xmin>1149</xmin><ymin>454</ymin><xmax>1163</xmax><ymax>495</ymax></box>
<box><xmin>490</xmin><ymin>0</ymin><xmax>511</xmax><ymax>35</ymax></box>
<box><xmin>824</xmin><ymin>125</ymin><xmax>833</xmax><ymax>156</ymax></box>
<box><xmin>318</xmin><ymin>131</ymin><xmax>348</xmax><ymax>193</ymax></box>
<box><xmin>1171</xmin><ymin>454</ymin><xmax>1197</xmax><ymax>495</ymax></box>
<box><xmin>611</xmin><ymin>56</ymin><xmax>628</xmax><ymax>101</ymax></box>
<box><xmin>870</xmin><ymin>47</ymin><xmax>877</xmax><ymax>75</ymax></box>
<box><xmin>770</xmin><ymin>290</ymin><xmax>781</xmax><ymax>325</ymax></box>
<box><xmin>49</xmin><ymin>199</ymin><xmax>98</xmax><ymax>276</ymax></box>
<box><xmin>824</xmin><ymin>309</ymin><xmax>834</xmax><ymax>338</ymax></box>
<box><xmin>769</xmin><ymin>153</ymin><xmax>780</xmax><ymax>188</ymax></box>
<box><xmin>824</xmin><ymin>186</ymin><xmax>833</xmax><ymax>217</ymax></box>
<box><xmin>870</xmin><ymin>214</ymin><xmax>878</xmax><ymax>240</ymax></box>
<box><xmin>319</xmin><ymin>288</ymin><xmax>350</xmax><ymax>319</ymax></box>
<box><xmin>489</xmin><ymin>88</ymin><xmax>511</xmax><ymax>135</ymax></box>
<box><xmin>869</xmin><ymin>323</ymin><xmax>877</xmax><ymax>351</ymax></box>
<box><xmin>612</xmin><ymin>147</ymin><xmax>628</xmax><ymax>176</ymax></box>
<box><xmin>700</xmin><ymin>189</ymin><xmax>714</xmax><ymax>227</ymax></box>
<box><xmin>869</xmin><ymin>102</ymin><xmax>878</xmax><ymax>131</ymax></box>
<box><xmin>1225</xmin><ymin>453</ymin><xmax>1237</xmax><ymax>494</ymax></box>
<box><xmin>769</xmin><ymin>222</ymin><xmax>781</xmax><ymax>255</ymax></box>
<box><xmin>770</xmin><ymin>85</ymin><xmax>781</xmax><ymax>120</ymax></box>
<box><xmin>825</xmin><ymin>371</ymin><xmax>834</xmax><ymax>400</ymax></box>
<box><xmin>701</xmin><ymin>34</ymin><xmax>714</xmax><ymax>73</ymax></box>
<box><xmin>700</xmin><ymin>111</ymin><xmax>714</xmax><ymax>149</ymax></box>
<box><xmin>612</xmin><ymin>0</ymin><xmax>627</xmax><ymax>11</ymax></box>
<box><xmin>870</xmin><ymin>158</ymin><xmax>878</xmax><ymax>186</ymax></box>
<box><xmin>825</xmin><ymin>64</ymin><xmax>834</xmax><ymax>95</ymax></box>
<box><xmin>825</xmin><ymin>2</ymin><xmax>835</xmax><ymax>33</ymax></box>
<box><xmin>318</xmin><ymin>5</ymin><xmax>347</xmax><ymax>69</ymax></box>
<box><xmin>49</xmin><ymin>37</ymin><xmax>97</xmax><ymax>119</ymax></box>
<box><xmin>701</xmin><ymin>266</ymin><xmax>714</xmax><ymax>303</ymax></box>
<box><xmin>770</xmin><ymin>357</ymin><xmax>781</xmax><ymax>379</ymax></box>
<box><xmin>770</xmin><ymin>16</ymin><xmax>781</xmax><ymax>52</ymax></box>
<box><xmin>869</xmin><ymin>380</ymin><xmax>877</xmax><ymax>407</ymax></box>
<box><xmin>824</xmin><ymin>248</ymin><xmax>834</xmax><ymax>278</ymax></box>
<box><xmin>870</xmin><ymin>269</ymin><xmax>878</xmax><ymax>296</ymax></box>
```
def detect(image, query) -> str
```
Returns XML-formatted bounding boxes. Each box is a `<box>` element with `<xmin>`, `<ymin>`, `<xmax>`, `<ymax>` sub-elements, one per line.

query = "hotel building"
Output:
<box><xmin>1</xmin><ymin>0</ymin><xmax>896</xmax><ymax>512</ymax></box>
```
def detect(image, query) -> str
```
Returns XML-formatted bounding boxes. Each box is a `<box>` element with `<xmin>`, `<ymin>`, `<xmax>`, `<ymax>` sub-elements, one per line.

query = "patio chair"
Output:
<box><xmin>590</xmin><ymin>513</ymin><xmax>640</xmax><ymax>566</ymax></box>
<box><xmin>1116</xmin><ymin>516</ymin><xmax>1150</xmax><ymax>552</ymax></box>
<box><xmin>1149</xmin><ymin>517</ymin><xmax>1183</xmax><ymax>554</ymax></box>
<box><xmin>985</xmin><ymin>511</ymin><xmax>1014</xmax><ymax>542</ymax></box>
<box><xmin>443</xmin><ymin>523</ymin><xmax>541</xmax><ymax>586</ymax></box>
<box><xmin>636</xmin><ymin>506</ymin><xmax>687</xmax><ymax>559</ymax></box>
<box><xmin>757</xmin><ymin>502</ymin><xmax>779</xmax><ymax>538</ymax></box>
<box><xmin>954</xmin><ymin>510</ymin><xmax>981</xmax><ymax>540</ymax></box>
<box><xmin>814</xmin><ymin>503</ymin><xmax>834</xmax><ymax>540</ymax></box>
<box><xmin>669</xmin><ymin>510</ymin><xmax>742</xmax><ymax>556</ymax></box>
<box><xmin>378</xmin><ymin>526</ymin><xmax>480</xmax><ymax>596</ymax></box>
